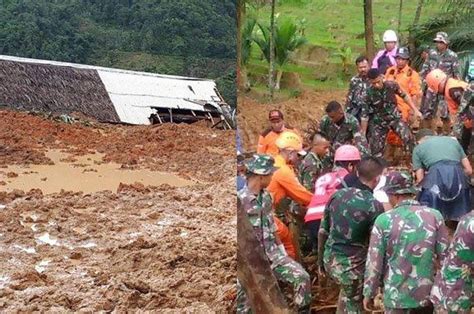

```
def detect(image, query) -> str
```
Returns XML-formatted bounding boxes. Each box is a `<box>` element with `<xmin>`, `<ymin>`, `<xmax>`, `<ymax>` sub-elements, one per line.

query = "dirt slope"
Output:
<box><xmin>0</xmin><ymin>109</ymin><xmax>236</xmax><ymax>312</ymax></box>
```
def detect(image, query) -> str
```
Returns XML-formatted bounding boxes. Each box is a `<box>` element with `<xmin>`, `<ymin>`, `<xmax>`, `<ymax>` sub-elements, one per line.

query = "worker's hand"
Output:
<box><xmin>414</xmin><ymin>109</ymin><xmax>423</xmax><ymax>119</ymax></box>
<box><xmin>363</xmin><ymin>297</ymin><xmax>375</xmax><ymax>312</ymax></box>
<box><xmin>317</xmin><ymin>265</ymin><xmax>326</xmax><ymax>280</ymax></box>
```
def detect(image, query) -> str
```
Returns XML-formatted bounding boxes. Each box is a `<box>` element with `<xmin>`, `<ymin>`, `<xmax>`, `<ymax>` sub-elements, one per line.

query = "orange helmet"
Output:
<box><xmin>426</xmin><ymin>69</ymin><xmax>447</xmax><ymax>93</ymax></box>
<box><xmin>276</xmin><ymin>131</ymin><xmax>305</xmax><ymax>154</ymax></box>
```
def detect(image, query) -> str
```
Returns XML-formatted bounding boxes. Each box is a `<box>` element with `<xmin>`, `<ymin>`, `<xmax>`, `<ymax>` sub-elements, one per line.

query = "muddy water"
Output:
<box><xmin>0</xmin><ymin>150</ymin><xmax>192</xmax><ymax>194</ymax></box>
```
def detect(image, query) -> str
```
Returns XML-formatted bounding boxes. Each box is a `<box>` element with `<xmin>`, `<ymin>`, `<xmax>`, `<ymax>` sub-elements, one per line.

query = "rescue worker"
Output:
<box><xmin>289</xmin><ymin>133</ymin><xmax>330</xmax><ymax>257</ymax></box>
<box><xmin>318</xmin><ymin>156</ymin><xmax>384</xmax><ymax>313</ymax></box>
<box><xmin>257</xmin><ymin>109</ymin><xmax>297</xmax><ymax>157</ymax></box>
<box><xmin>363</xmin><ymin>171</ymin><xmax>449</xmax><ymax>313</ymax></box>
<box><xmin>346</xmin><ymin>55</ymin><xmax>370</xmax><ymax>121</ymax></box>
<box><xmin>320</xmin><ymin>100</ymin><xmax>369</xmax><ymax>157</ymax></box>
<box><xmin>419</xmin><ymin>44</ymin><xmax>431</xmax><ymax>64</ymax></box>
<box><xmin>305</xmin><ymin>144</ymin><xmax>361</xmax><ymax>256</ymax></box>
<box><xmin>425</xmin><ymin>68</ymin><xmax>473</xmax><ymax>153</ymax></box>
<box><xmin>420</xmin><ymin>32</ymin><xmax>460</xmax><ymax>134</ymax></box>
<box><xmin>267</xmin><ymin>131</ymin><xmax>313</xmax><ymax>209</ymax></box>
<box><xmin>360</xmin><ymin>68</ymin><xmax>421</xmax><ymax>157</ymax></box>
<box><xmin>384</xmin><ymin>47</ymin><xmax>422</xmax><ymax>164</ymax></box>
<box><xmin>431</xmin><ymin>211</ymin><xmax>474</xmax><ymax>314</ymax></box>
<box><xmin>372</xmin><ymin>30</ymin><xmax>398</xmax><ymax>74</ymax></box>
<box><xmin>412</xmin><ymin>129</ymin><xmax>472</xmax><ymax>228</ymax></box>
<box><xmin>237</xmin><ymin>154</ymin><xmax>311</xmax><ymax>313</ymax></box>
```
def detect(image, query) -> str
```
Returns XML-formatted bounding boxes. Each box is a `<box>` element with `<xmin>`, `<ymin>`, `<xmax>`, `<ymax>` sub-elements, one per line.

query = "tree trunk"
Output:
<box><xmin>269</xmin><ymin>0</ymin><xmax>276</xmax><ymax>99</ymax></box>
<box><xmin>237</xmin><ymin>197</ymin><xmax>290</xmax><ymax>313</ymax></box>
<box><xmin>275</xmin><ymin>69</ymin><xmax>283</xmax><ymax>90</ymax></box>
<box><xmin>364</xmin><ymin>0</ymin><xmax>375</xmax><ymax>61</ymax></box>
<box><xmin>397</xmin><ymin>0</ymin><xmax>403</xmax><ymax>36</ymax></box>
<box><xmin>408</xmin><ymin>0</ymin><xmax>424</xmax><ymax>59</ymax></box>
<box><xmin>237</xmin><ymin>0</ymin><xmax>245</xmax><ymax>91</ymax></box>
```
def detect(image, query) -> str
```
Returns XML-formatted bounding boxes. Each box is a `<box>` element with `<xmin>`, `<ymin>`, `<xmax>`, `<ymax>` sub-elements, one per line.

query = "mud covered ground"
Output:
<box><xmin>0</xmin><ymin>109</ymin><xmax>236</xmax><ymax>312</ymax></box>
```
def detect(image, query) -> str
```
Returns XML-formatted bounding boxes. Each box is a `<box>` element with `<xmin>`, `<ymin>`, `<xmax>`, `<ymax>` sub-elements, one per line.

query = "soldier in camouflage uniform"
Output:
<box><xmin>431</xmin><ymin>211</ymin><xmax>474</xmax><ymax>314</ymax></box>
<box><xmin>318</xmin><ymin>157</ymin><xmax>385</xmax><ymax>313</ymax></box>
<box><xmin>320</xmin><ymin>100</ymin><xmax>370</xmax><ymax>158</ymax></box>
<box><xmin>237</xmin><ymin>154</ymin><xmax>311</xmax><ymax>313</ymax></box>
<box><xmin>363</xmin><ymin>171</ymin><xmax>449</xmax><ymax>313</ymax></box>
<box><xmin>420</xmin><ymin>32</ymin><xmax>460</xmax><ymax>133</ymax></box>
<box><xmin>453</xmin><ymin>82</ymin><xmax>473</xmax><ymax>153</ymax></box>
<box><xmin>346</xmin><ymin>56</ymin><xmax>370</xmax><ymax>121</ymax></box>
<box><xmin>361</xmin><ymin>68</ymin><xmax>421</xmax><ymax>157</ymax></box>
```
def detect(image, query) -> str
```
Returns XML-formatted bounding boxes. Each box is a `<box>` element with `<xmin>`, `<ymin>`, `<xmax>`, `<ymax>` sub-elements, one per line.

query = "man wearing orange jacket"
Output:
<box><xmin>257</xmin><ymin>110</ymin><xmax>297</xmax><ymax>157</ymax></box>
<box><xmin>384</xmin><ymin>47</ymin><xmax>422</xmax><ymax>164</ymax></box>
<box><xmin>425</xmin><ymin>69</ymin><xmax>472</xmax><ymax>153</ymax></box>
<box><xmin>267</xmin><ymin>131</ymin><xmax>313</xmax><ymax>209</ymax></box>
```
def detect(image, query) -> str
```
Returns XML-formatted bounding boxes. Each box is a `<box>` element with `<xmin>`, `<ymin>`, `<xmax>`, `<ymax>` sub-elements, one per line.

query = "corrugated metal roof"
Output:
<box><xmin>0</xmin><ymin>55</ymin><xmax>225</xmax><ymax>125</ymax></box>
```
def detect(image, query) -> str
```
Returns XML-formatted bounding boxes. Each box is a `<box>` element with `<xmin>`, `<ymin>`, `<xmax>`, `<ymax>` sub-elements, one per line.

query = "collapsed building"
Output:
<box><xmin>0</xmin><ymin>55</ymin><xmax>232</xmax><ymax>128</ymax></box>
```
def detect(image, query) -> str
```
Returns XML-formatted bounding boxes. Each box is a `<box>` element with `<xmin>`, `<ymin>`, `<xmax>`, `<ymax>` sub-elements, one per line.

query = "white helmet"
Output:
<box><xmin>382</xmin><ymin>30</ymin><xmax>398</xmax><ymax>42</ymax></box>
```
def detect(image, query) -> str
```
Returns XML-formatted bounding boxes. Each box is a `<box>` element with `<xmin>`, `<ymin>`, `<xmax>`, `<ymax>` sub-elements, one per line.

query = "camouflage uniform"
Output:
<box><xmin>453</xmin><ymin>83</ymin><xmax>474</xmax><ymax>152</ymax></box>
<box><xmin>431</xmin><ymin>211</ymin><xmax>474</xmax><ymax>314</ymax></box>
<box><xmin>320</xmin><ymin>187</ymin><xmax>383</xmax><ymax>313</ymax></box>
<box><xmin>319</xmin><ymin>113</ymin><xmax>371</xmax><ymax>158</ymax></box>
<box><xmin>346</xmin><ymin>75</ymin><xmax>370</xmax><ymax>121</ymax></box>
<box><xmin>363</xmin><ymin>171</ymin><xmax>449</xmax><ymax>312</ymax></box>
<box><xmin>237</xmin><ymin>155</ymin><xmax>311</xmax><ymax>313</ymax></box>
<box><xmin>361</xmin><ymin>80</ymin><xmax>415</xmax><ymax>157</ymax></box>
<box><xmin>420</xmin><ymin>35</ymin><xmax>460</xmax><ymax>130</ymax></box>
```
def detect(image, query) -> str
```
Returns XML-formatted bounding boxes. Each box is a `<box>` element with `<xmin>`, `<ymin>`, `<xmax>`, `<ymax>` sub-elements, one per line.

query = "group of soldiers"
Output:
<box><xmin>237</xmin><ymin>30</ymin><xmax>473</xmax><ymax>314</ymax></box>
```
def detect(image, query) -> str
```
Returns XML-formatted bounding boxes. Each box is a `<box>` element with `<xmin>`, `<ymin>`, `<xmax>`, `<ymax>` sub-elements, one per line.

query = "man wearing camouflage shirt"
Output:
<box><xmin>360</xmin><ymin>68</ymin><xmax>421</xmax><ymax>157</ymax></box>
<box><xmin>363</xmin><ymin>171</ymin><xmax>449</xmax><ymax>314</ymax></box>
<box><xmin>346</xmin><ymin>56</ymin><xmax>370</xmax><ymax>121</ymax></box>
<box><xmin>431</xmin><ymin>211</ymin><xmax>474</xmax><ymax>314</ymax></box>
<box><xmin>420</xmin><ymin>32</ymin><xmax>460</xmax><ymax>133</ymax></box>
<box><xmin>320</xmin><ymin>100</ymin><xmax>370</xmax><ymax>158</ymax></box>
<box><xmin>237</xmin><ymin>154</ymin><xmax>311</xmax><ymax>313</ymax></box>
<box><xmin>318</xmin><ymin>157</ymin><xmax>385</xmax><ymax>313</ymax></box>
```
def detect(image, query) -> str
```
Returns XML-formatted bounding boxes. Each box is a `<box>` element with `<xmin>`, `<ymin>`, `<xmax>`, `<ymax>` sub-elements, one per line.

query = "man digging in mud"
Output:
<box><xmin>237</xmin><ymin>154</ymin><xmax>311</xmax><ymax>313</ymax></box>
<box><xmin>363</xmin><ymin>171</ymin><xmax>449</xmax><ymax>313</ymax></box>
<box><xmin>318</xmin><ymin>157</ymin><xmax>384</xmax><ymax>313</ymax></box>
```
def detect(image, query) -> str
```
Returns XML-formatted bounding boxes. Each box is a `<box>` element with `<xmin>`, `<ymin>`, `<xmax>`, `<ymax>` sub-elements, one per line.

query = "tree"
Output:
<box><xmin>237</xmin><ymin>197</ymin><xmax>290</xmax><ymax>313</ymax></box>
<box><xmin>363</xmin><ymin>0</ymin><xmax>375</xmax><ymax>60</ymax></box>
<box><xmin>254</xmin><ymin>18</ymin><xmax>306</xmax><ymax>90</ymax></box>
<box><xmin>397</xmin><ymin>0</ymin><xmax>403</xmax><ymax>35</ymax></box>
<box><xmin>269</xmin><ymin>0</ymin><xmax>276</xmax><ymax>99</ymax></box>
<box><xmin>408</xmin><ymin>0</ymin><xmax>424</xmax><ymax>59</ymax></box>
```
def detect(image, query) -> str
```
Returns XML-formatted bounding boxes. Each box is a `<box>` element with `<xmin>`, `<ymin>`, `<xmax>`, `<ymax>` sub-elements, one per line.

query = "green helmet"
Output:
<box><xmin>383</xmin><ymin>170</ymin><xmax>419</xmax><ymax>195</ymax></box>
<box><xmin>245</xmin><ymin>154</ymin><xmax>278</xmax><ymax>176</ymax></box>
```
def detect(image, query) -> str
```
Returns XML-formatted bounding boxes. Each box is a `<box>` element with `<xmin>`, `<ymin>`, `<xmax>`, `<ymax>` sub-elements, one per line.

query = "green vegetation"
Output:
<box><xmin>0</xmin><ymin>0</ymin><xmax>236</xmax><ymax>106</ymax></box>
<box><xmin>245</xmin><ymin>0</ymin><xmax>445</xmax><ymax>92</ymax></box>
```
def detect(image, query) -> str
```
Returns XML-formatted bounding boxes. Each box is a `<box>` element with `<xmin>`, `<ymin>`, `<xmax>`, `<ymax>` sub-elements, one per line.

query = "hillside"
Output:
<box><xmin>0</xmin><ymin>0</ymin><xmax>236</xmax><ymax>106</ymax></box>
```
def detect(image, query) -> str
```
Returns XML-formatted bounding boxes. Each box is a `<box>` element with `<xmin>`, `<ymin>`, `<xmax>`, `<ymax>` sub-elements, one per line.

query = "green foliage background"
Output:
<box><xmin>0</xmin><ymin>0</ymin><xmax>237</xmax><ymax>106</ymax></box>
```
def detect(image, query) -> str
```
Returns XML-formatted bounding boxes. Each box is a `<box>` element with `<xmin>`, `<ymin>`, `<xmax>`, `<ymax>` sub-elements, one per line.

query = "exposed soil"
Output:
<box><xmin>237</xmin><ymin>89</ymin><xmax>346</xmax><ymax>152</ymax></box>
<box><xmin>0</xmin><ymin>109</ymin><xmax>236</xmax><ymax>312</ymax></box>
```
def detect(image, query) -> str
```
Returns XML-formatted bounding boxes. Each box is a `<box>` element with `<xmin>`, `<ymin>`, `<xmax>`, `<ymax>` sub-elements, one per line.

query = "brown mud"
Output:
<box><xmin>0</xmin><ymin>109</ymin><xmax>236</xmax><ymax>312</ymax></box>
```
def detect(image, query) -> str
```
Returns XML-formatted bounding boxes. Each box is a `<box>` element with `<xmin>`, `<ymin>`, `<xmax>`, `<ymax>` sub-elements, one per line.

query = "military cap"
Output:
<box><xmin>383</xmin><ymin>170</ymin><xmax>419</xmax><ymax>195</ymax></box>
<box><xmin>245</xmin><ymin>154</ymin><xmax>278</xmax><ymax>175</ymax></box>
<box><xmin>395</xmin><ymin>47</ymin><xmax>410</xmax><ymax>59</ymax></box>
<box><xmin>433</xmin><ymin>32</ymin><xmax>449</xmax><ymax>44</ymax></box>
<box><xmin>418</xmin><ymin>44</ymin><xmax>430</xmax><ymax>53</ymax></box>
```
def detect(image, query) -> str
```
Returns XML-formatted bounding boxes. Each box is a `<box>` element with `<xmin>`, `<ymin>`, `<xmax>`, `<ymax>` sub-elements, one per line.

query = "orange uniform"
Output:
<box><xmin>385</xmin><ymin>64</ymin><xmax>422</xmax><ymax>145</ymax></box>
<box><xmin>267</xmin><ymin>155</ymin><xmax>313</xmax><ymax>208</ymax></box>
<box><xmin>445</xmin><ymin>78</ymin><xmax>468</xmax><ymax>114</ymax></box>
<box><xmin>257</xmin><ymin>126</ymin><xmax>296</xmax><ymax>157</ymax></box>
<box><xmin>274</xmin><ymin>216</ymin><xmax>296</xmax><ymax>260</ymax></box>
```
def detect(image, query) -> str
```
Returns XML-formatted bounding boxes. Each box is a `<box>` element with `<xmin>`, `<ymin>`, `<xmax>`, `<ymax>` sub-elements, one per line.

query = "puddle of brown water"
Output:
<box><xmin>0</xmin><ymin>150</ymin><xmax>192</xmax><ymax>194</ymax></box>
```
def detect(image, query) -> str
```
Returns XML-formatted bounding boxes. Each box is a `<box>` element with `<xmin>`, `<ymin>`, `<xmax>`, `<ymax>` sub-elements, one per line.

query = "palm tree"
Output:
<box><xmin>253</xmin><ymin>17</ymin><xmax>307</xmax><ymax>90</ymax></box>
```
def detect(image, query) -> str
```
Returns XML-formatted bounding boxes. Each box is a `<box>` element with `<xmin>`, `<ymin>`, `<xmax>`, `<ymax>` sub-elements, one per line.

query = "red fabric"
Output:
<box><xmin>445</xmin><ymin>79</ymin><xmax>468</xmax><ymax>114</ymax></box>
<box><xmin>305</xmin><ymin>168</ymin><xmax>349</xmax><ymax>222</ymax></box>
